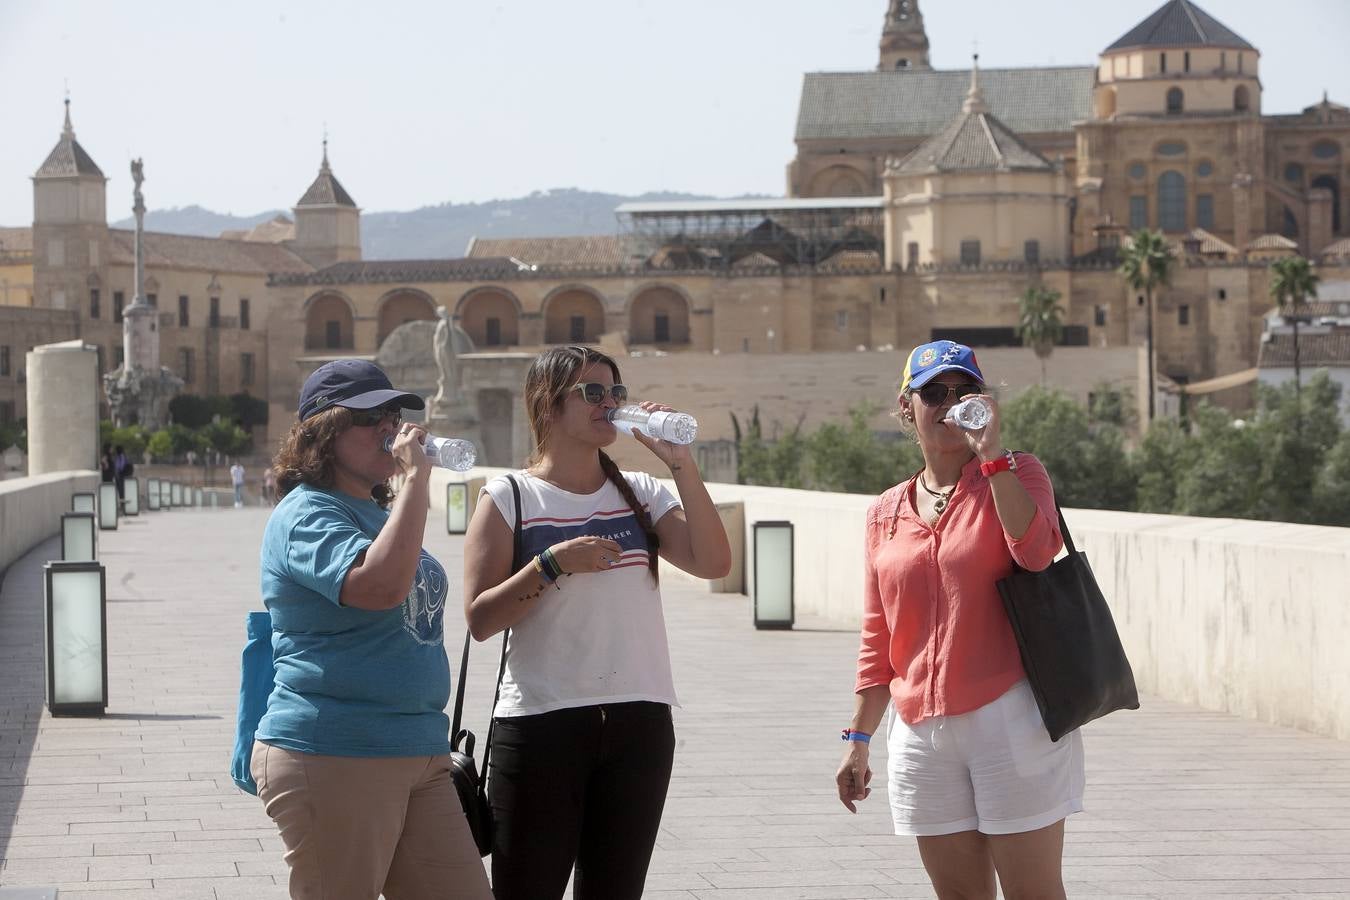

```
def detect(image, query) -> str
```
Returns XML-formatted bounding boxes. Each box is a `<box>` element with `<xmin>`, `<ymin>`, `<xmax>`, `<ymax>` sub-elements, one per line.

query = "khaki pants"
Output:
<box><xmin>252</xmin><ymin>742</ymin><xmax>492</xmax><ymax>900</ymax></box>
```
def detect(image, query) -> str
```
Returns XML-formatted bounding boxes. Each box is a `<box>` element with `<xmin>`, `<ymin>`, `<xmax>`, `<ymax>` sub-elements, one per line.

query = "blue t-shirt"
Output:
<box><xmin>255</xmin><ymin>483</ymin><xmax>451</xmax><ymax>757</ymax></box>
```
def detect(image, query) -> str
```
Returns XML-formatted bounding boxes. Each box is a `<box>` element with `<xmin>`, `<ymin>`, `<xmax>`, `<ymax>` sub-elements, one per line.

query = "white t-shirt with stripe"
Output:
<box><xmin>480</xmin><ymin>470</ymin><xmax>682</xmax><ymax>717</ymax></box>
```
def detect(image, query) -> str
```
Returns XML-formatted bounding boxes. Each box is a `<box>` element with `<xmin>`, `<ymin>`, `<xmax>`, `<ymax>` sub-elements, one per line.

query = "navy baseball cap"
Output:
<box><xmin>297</xmin><ymin>359</ymin><xmax>425</xmax><ymax>422</ymax></box>
<box><xmin>900</xmin><ymin>340</ymin><xmax>985</xmax><ymax>394</ymax></box>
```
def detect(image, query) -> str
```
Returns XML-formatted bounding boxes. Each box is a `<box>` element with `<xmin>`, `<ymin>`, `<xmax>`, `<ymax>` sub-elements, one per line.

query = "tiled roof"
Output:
<box><xmin>1105</xmin><ymin>0</ymin><xmax>1254</xmax><ymax>52</ymax></box>
<box><xmin>730</xmin><ymin>252</ymin><xmax>781</xmax><ymax>269</ymax></box>
<box><xmin>818</xmin><ymin>249</ymin><xmax>884</xmax><ymax>271</ymax></box>
<box><xmin>1247</xmin><ymin>233</ymin><xmax>1298</xmax><ymax>250</ymax></box>
<box><xmin>1175</xmin><ymin>228</ymin><xmax>1237</xmax><ymax>256</ymax></box>
<box><xmin>296</xmin><ymin>151</ymin><xmax>357</xmax><ymax>208</ymax></box>
<box><xmin>107</xmin><ymin>229</ymin><xmax>314</xmax><ymax>276</ymax></box>
<box><xmin>1321</xmin><ymin>237</ymin><xmax>1350</xmax><ymax>259</ymax></box>
<box><xmin>271</xmin><ymin>258</ymin><xmax>518</xmax><ymax>286</ymax></box>
<box><xmin>0</xmin><ymin>227</ymin><xmax>34</xmax><ymax>255</ymax></box>
<box><xmin>795</xmin><ymin>66</ymin><xmax>1094</xmax><ymax>141</ymax></box>
<box><xmin>891</xmin><ymin>99</ymin><xmax>1052</xmax><ymax>174</ymax></box>
<box><xmin>465</xmin><ymin>236</ymin><xmax>627</xmax><ymax>267</ymax></box>
<box><xmin>1259</xmin><ymin>329</ymin><xmax>1350</xmax><ymax>367</ymax></box>
<box><xmin>1291</xmin><ymin>301</ymin><xmax>1350</xmax><ymax>320</ymax></box>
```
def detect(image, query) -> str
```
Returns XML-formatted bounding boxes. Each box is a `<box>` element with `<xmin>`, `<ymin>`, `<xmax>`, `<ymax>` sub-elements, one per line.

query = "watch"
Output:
<box><xmin>979</xmin><ymin>450</ymin><xmax>1017</xmax><ymax>478</ymax></box>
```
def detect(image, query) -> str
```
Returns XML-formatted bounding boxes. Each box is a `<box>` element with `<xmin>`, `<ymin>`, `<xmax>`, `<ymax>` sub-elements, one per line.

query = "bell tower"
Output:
<box><xmin>879</xmin><ymin>0</ymin><xmax>931</xmax><ymax>72</ymax></box>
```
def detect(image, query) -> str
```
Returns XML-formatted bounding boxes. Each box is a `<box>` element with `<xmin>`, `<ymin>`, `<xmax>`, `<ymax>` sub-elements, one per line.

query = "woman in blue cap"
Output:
<box><xmin>835</xmin><ymin>340</ymin><xmax>1080</xmax><ymax>900</ymax></box>
<box><xmin>252</xmin><ymin>359</ymin><xmax>490</xmax><ymax>899</ymax></box>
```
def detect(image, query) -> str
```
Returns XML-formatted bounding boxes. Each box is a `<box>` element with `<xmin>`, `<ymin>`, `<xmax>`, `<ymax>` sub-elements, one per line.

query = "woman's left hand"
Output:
<box><xmin>960</xmin><ymin>394</ymin><xmax>1007</xmax><ymax>463</ymax></box>
<box><xmin>628</xmin><ymin>401</ymin><xmax>694</xmax><ymax>471</ymax></box>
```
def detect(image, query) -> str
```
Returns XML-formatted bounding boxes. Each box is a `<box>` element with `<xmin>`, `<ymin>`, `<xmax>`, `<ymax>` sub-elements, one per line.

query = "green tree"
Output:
<box><xmin>1249</xmin><ymin>373</ymin><xmax>1341</xmax><ymax>523</ymax></box>
<box><xmin>1000</xmin><ymin>386</ymin><xmax>1133</xmax><ymax>509</ymax></box>
<box><xmin>1132</xmin><ymin>418</ymin><xmax>1194</xmax><ymax>513</ymax></box>
<box><xmin>805</xmin><ymin>403</ymin><xmax>922</xmax><ymax>495</ymax></box>
<box><xmin>1171</xmin><ymin>402</ymin><xmax>1266</xmax><ymax>519</ymax></box>
<box><xmin>1313</xmin><ymin>429</ymin><xmax>1350</xmax><ymax>527</ymax></box>
<box><xmin>1267</xmin><ymin>255</ymin><xmax>1320</xmax><ymax>400</ymax></box>
<box><xmin>0</xmin><ymin>418</ymin><xmax>27</xmax><ymax>454</ymax></box>
<box><xmin>230</xmin><ymin>393</ymin><xmax>269</xmax><ymax>429</ymax></box>
<box><xmin>1118</xmin><ymin>229</ymin><xmax>1176</xmax><ymax>423</ymax></box>
<box><xmin>200</xmin><ymin>420</ymin><xmax>253</xmax><ymax>458</ymax></box>
<box><xmin>1016</xmin><ymin>285</ymin><xmax>1065</xmax><ymax>387</ymax></box>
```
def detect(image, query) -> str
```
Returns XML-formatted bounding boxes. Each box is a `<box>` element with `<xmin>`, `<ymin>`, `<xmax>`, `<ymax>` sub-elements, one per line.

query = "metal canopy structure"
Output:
<box><xmin>616</xmin><ymin>198</ymin><xmax>885</xmax><ymax>269</ymax></box>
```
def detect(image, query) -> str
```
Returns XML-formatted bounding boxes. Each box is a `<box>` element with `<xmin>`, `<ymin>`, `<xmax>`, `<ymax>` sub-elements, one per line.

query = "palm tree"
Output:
<box><xmin>1268</xmin><ymin>256</ymin><xmax>1320</xmax><ymax>400</ymax></box>
<box><xmin>1017</xmin><ymin>285</ymin><xmax>1066</xmax><ymax>387</ymax></box>
<box><xmin>1118</xmin><ymin>229</ymin><xmax>1176</xmax><ymax>422</ymax></box>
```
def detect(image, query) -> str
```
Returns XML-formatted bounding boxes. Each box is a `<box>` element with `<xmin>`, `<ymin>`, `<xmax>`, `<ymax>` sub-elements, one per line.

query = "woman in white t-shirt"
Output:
<box><xmin>463</xmin><ymin>345</ymin><xmax>732</xmax><ymax>900</ymax></box>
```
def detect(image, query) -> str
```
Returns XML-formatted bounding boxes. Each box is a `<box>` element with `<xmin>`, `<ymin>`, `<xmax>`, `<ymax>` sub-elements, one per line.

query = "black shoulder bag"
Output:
<box><xmin>448</xmin><ymin>474</ymin><xmax>517</xmax><ymax>856</ymax></box>
<box><xmin>996</xmin><ymin>500</ymin><xmax>1140</xmax><ymax>742</ymax></box>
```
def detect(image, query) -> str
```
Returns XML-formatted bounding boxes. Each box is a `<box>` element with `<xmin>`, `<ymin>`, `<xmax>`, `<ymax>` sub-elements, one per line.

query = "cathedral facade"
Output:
<box><xmin>5</xmin><ymin>0</ymin><xmax>1349</xmax><ymax>461</ymax></box>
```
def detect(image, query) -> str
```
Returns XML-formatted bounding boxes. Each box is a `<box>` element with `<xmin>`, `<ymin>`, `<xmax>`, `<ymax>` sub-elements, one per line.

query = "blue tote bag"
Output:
<box><xmin>231</xmin><ymin>610</ymin><xmax>275</xmax><ymax>795</ymax></box>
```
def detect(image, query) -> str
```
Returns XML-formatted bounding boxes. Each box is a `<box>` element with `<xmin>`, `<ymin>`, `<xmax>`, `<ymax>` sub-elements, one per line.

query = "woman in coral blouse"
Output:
<box><xmin>835</xmin><ymin>340</ymin><xmax>1082</xmax><ymax>900</ymax></box>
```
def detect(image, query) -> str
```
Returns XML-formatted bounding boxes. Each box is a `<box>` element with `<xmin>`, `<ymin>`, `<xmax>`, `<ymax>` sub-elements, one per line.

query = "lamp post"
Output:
<box><xmin>752</xmin><ymin>520</ymin><xmax>794</xmax><ymax>629</ymax></box>
<box><xmin>124</xmin><ymin>476</ymin><xmax>140</xmax><ymax>515</ymax></box>
<box><xmin>146</xmin><ymin>477</ymin><xmax>161</xmax><ymax>510</ymax></box>
<box><xmin>97</xmin><ymin>482</ymin><xmax>119</xmax><ymax>530</ymax></box>
<box><xmin>60</xmin><ymin>512</ymin><xmax>97</xmax><ymax>561</ymax></box>
<box><xmin>44</xmin><ymin>560</ymin><xmax>108</xmax><ymax>716</ymax></box>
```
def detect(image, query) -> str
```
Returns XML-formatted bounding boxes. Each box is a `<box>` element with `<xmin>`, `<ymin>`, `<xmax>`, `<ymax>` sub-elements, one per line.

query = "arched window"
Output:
<box><xmin>1157</xmin><ymin>171</ymin><xmax>1186</xmax><ymax>231</ymax></box>
<box><xmin>1234</xmin><ymin>85</ymin><xmax>1250</xmax><ymax>111</ymax></box>
<box><xmin>1166</xmin><ymin>87</ymin><xmax>1184</xmax><ymax>114</ymax></box>
<box><xmin>1311</xmin><ymin>175</ymin><xmax>1342</xmax><ymax>233</ymax></box>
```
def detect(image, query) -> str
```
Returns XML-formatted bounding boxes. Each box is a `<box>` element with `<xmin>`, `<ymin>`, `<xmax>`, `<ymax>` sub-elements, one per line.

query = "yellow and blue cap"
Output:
<box><xmin>900</xmin><ymin>340</ymin><xmax>984</xmax><ymax>394</ymax></box>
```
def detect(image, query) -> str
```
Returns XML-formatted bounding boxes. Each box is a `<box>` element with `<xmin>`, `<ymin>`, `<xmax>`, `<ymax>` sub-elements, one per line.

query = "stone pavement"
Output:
<box><xmin>1</xmin><ymin>508</ymin><xmax>1349</xmax><ymax>899</ymax></box>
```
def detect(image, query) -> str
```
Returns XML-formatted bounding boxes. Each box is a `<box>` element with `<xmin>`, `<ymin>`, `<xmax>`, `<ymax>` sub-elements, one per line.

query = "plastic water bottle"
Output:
<box><xmin>382</xmin><ymin>435</ymin><xmax>477</xmax><ymax>471</ymax></box>
<box><xmin>608</xmin><ymin>406</ymin><xmax>699</xmax><ymax>444</ymax></box>
<box><xmin>946</xmin><ymin>397</ymin><xmax>993</xmax><ymax>431</ymax></box>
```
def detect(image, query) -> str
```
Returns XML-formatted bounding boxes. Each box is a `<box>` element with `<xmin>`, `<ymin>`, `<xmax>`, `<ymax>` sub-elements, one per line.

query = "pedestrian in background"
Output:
<box><xmin>836</xmin><ymin>340</ymin><xmax>1081</xmax><ymax>900</ymax></box>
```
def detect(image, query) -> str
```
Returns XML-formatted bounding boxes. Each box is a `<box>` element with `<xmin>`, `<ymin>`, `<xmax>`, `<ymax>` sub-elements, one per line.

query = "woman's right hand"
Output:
<box><xmin>549</xmin><ymin>535</ymin><xmax>624</xmax><ymax>574</ymax></box>
<box><xmin>388</xmin><ymin>423</ymin><xmax>431</xmax><ymax>479</ymax></box>
<box><xmin>835</xmin><ymin>743</ymin><xmax>872</xmax><ymax>813</ymax></box>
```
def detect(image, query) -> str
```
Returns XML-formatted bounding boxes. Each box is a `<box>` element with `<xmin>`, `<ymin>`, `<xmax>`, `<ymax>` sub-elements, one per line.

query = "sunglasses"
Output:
<box><xmin>348</xmin><ymin>403</ymin><xmax>403</xmax><ymax>428</ymax></box>
<box><xmin>570</xmin><ymin>383</ymin><xmax>629</xmax><ymax>405</ymax></box>
<box><xmin>915</xmin><ymin>382</ymin><xmax>983</xmax><ymax>407</ymax></box>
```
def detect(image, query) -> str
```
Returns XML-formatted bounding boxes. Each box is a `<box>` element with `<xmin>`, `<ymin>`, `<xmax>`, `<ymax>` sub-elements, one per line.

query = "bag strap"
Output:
<box><xmin>450</xmin><ymin>476</ymin><xmax>518</xmax><ymax>764</ymax></box>
<box><xmin>480</xmin><ymin>474</ymin><xmax>522</xmax><ymax>780</ymax></box>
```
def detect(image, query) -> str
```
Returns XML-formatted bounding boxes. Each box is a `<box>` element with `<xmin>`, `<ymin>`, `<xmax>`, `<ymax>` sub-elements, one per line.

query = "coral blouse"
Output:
<box><xmin>855</xmin><ymin>453</ymin><xmax>1063</xmax><ymax>724</ymax></box>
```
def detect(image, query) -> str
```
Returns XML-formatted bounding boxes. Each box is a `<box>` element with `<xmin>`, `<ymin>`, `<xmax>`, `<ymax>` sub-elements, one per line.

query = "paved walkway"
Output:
<box><xmin>1</xmin><ymin>508</ymin><xmax>1349</xmax><ymax>899</ymax></box>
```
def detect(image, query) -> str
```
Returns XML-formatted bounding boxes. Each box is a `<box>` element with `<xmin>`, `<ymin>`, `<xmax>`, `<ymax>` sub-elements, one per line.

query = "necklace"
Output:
<box><xmin>917</xmin><ymin>472</ymin><xmax>956</xmax><ymax>514</ymax></box>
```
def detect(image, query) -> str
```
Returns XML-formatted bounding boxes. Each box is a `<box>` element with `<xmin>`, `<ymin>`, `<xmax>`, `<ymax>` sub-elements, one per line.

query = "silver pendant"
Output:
<box><xmin>934</xmin><ymin>496</ymin><xmax>948</xmax><ymax>513</ymax></box>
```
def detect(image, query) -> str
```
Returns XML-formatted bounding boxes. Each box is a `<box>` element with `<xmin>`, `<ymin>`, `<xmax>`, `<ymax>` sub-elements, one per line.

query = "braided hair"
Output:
<box><xmin>524</xmin><ymin>346</ymin><xmax>661</xmax><ymax>583</ymax></box>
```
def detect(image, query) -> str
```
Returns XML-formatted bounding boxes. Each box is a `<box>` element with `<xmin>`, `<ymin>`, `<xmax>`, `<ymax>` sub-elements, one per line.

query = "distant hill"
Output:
<box><xmin>113</xmin><ymin>189</ymin><xmax>771</xmax><ymax>260</ymax></box>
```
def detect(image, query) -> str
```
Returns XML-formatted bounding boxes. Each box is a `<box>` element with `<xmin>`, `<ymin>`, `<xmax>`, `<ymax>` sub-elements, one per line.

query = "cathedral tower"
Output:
<box><xmin>292</xmin><ymin>141</ymin><xmax>361</xmax><ymax>269</ymax></box>
<box><xmin>879</xmin><ymin>0</ymin><xmax>931</xmax><ymax>72</ymax></box>
<box><xmin>31</xmin><ymin>99</ymin><xmax>109</xmax><ymax>314</ymax></box>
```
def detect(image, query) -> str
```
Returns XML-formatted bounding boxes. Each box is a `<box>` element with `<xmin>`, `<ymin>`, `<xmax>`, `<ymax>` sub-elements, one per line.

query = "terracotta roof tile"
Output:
<box><xmin>271</xmin><ymin>258</ymin><xmax>517</xmax><ymax>286</ymax></box>
<box><xmin>796</xmin><ymin>67</ymin><xmax>1094</xmax><ymax>142</ymax></box>
<box><xmin>891</xmin><ymin>106</ymin><xmax>1052</xmax><ymax>174</ymax></box>
<box><xmin>1259</xmin><ymin>329</ymin><xmax>1350</xmax><ymax>367</ymax></box>
<box><xmin>1106</xmin><ymin>0</ymin><xmax>1254</xmax><ymax>52</ymax></box>
<box><xmin>465</xmin><ymin>236</ymin><xmax>628</xmax><ymax>268</ymax></box>
<box><xmin>1247</xmin><ymin>233</ymin><xmax>1298</xmax><ymax>250</ymax></box>
<box><xmin>107</xmin><ymin>229</ymin><xmax>313</xmax><ymax>276</ymax></box>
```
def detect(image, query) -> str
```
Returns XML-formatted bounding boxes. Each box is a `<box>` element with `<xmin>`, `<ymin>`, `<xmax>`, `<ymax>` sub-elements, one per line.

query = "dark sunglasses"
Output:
<box><xmin>570</xmin><ymin>383</ymin><xmax>628</xmax><ymax>405</ymax></box>
<box><xmin>348</xmin><ymin>403</ymin><xmax>403</xmax><ymax>427</ymax></box>
<box><xmin>916</xmin><ymin>382</ymin><xmax>983</xmax><ymax>407</ymax></box>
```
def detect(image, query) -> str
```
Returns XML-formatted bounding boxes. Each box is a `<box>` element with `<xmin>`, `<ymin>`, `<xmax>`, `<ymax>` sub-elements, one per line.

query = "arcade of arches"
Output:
<box><xmin>377</xmin><ymin>291</ymin><xmax>438</xmax><ymax>346</ymax></box>
<box><xmin>457</xmin><ymin>289</ymin><xmax>520</xmax><ymax>348</ymax></box>
<box><xmin>629</xmin><ymin>287</ymin><xmax>690</xmax><ymax>345</ymax></box>
<box><xmin>544</xmin><ymin>288</ymin><xmax>605</xmax><ymax>344</ymax></box>
<box><xmin>305</xmin><ymin>293</ymin><xmax>354</xmax><ymax>351</ymax></box>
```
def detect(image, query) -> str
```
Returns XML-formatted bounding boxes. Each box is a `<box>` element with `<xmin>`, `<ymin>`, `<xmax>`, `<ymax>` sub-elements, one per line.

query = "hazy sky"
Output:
<box><xmin>2</xmin><ymin>0</ymin><xmax>1348</xmax><ymax>226</ymax></box>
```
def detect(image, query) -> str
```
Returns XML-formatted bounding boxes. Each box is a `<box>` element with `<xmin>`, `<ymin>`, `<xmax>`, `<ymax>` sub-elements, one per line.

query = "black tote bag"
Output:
<box><xmin>997</xmin><ymin>503</ymin><xmax>1139</xmax><ymax>742</ymax></box>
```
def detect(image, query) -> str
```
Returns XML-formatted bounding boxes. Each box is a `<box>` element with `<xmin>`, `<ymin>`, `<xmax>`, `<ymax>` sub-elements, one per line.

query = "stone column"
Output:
<box><xmin>1308</xmin><ymin>188</ymin><xmax>1333</xmax><ymax>258</ymax></box>
<box><xmin>27</xmin><ymin>340</ymin><xmax>99</xmax><ymax>475</ymax></box>
<box><xmin>1231</xmin><ymin>174</ymin><xmax>1253</xmax><ymax>259</ymax></box>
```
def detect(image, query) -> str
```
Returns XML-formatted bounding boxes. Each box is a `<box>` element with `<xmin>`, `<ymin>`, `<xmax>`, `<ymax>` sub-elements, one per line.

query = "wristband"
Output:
<box><xmin>540</xmin><ymin>548</ymin><xmax>565</xmax><ymax>580</ymax></box>
<box><xmin>840</xmin><ymin>729</ymin><xmax>871</xmax><ymax>744</ymax></box>
<box><xmin>532</xmin><ymin>555</ymin><xmax>556</xmax><ymax>584</ymax></box>
<box><xmin>979</xmin><ymin>450</ymin><xmax>1017</xmax><ymax>478</ymax></box>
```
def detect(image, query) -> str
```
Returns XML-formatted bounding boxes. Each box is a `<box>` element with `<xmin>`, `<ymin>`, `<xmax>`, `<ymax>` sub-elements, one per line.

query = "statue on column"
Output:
<box><xmin>430</xmin><ymin>305</ymin><xmax>459</xmax><ymax>419</ymax></box>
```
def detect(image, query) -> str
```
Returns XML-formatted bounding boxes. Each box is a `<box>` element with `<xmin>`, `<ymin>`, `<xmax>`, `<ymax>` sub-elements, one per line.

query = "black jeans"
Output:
<box><xmin>488</xmin><ymin>701</ymin><xmax>676</xmax><ymax>900</ymax></box>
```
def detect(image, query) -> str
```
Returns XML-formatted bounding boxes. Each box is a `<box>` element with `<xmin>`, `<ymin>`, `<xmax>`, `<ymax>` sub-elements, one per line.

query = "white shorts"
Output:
<box><xmin>886</xmin><ymin>679</ymin><xmax>1085</xmax><ymax>837</ymax></box>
